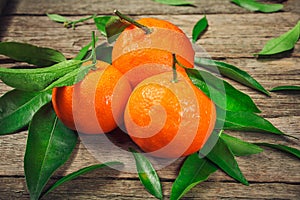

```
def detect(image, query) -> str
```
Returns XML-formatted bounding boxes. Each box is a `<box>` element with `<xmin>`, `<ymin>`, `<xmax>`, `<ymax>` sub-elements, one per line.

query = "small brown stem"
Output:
<box><xmin>172</xmin><ymin>53</ymin><xmax>178</xmax><ymax>83</ymax></box>
<box><xmin>114</xmin><ymin>9</ymin><xmax>151</xmax><ymax>34</ymax></box>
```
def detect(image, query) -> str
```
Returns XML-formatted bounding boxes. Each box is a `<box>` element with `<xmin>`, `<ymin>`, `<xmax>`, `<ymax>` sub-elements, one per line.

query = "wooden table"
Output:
<box><xmin>0</xmin><ymin>0</ymin><xmax>299</xmax><ymax>199</ymax></box>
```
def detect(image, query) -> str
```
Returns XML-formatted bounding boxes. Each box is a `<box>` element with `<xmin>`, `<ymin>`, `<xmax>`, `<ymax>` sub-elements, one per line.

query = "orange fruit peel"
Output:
<box><xmin>124</xmin><ymin>71</ymin><xmax>216</xmax><ymax>158</ymax></box>
<box><xmin>52</xmin><ymin>60</ymin><xmax>132</xmax><ymax>134</ymax></box>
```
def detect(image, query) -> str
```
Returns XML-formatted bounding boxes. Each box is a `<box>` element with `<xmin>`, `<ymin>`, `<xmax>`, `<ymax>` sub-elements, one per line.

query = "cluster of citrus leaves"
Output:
<box><xmin>0</xmin><ymin>1</ymin><xmax>299</xmax><ymax>200</ymax></box>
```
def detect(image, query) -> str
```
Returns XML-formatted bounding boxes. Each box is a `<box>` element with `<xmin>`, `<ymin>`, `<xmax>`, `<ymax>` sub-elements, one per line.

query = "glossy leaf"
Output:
<box><xmin>186</xmin><ymin>68</ymin><xmax>260</xmax><ymax>113</ymax></box>
<box><xmin>0</xmin><ymin>89</ymin><xmax>52</xmax><ymax>135</ymax></box>
<box><xmin>270</xmin><ymin>85</ymin><xmax>300</xmax><ymax>92</ymax></box>
<box><xmin>0</xmin><ymin>42</ymin><xmax>66</xmax><ymax>67</ymax></box>
<box><xmin>255</xmin><ymin>143</ymin><xmax>300</xmax><ymax>159</ymax></box>
<box><xmin>105</xmin><ymin>16</ymin><xmax>129</xmax><ymax>43</ymax></box>
<box><xmin>192</xmin><ymin>16</ymin><xmax>208</xmax><ymax>43</ymax></box>
<box><xmin>130</xmin><ymin>148</ymin><xmax>163</xmax><ymax>200</ymax></box>
<box><xmin>24</xmin><ymin>104</ymin><xmax>78</xmax><ymax>200</ymax></box>
<box><xmin>194</xmin><ymin>57</ymin><xmax>269</xmax><ymax>95</ymax></box>
<box><xmin>42</xmin><ymin>63</ymin><xmax>93</xmax><ymax>91</ymax></box>
<box><xmin>0</xmin><ymin>59</ymin><xmax>82</xmax><ymax>91</ymax></box>
<box><xmin>231</xmin><ymin>0</ymin><xmax>283</xmax><ymax>13</ymax></box>
<box><xmin>152</xmin><ymin>0</ymin><xmax>194</xmax><ymax>6</ymax></box>
<box><xmin>218</xmin><ymin>109</ymin><xmax>295</xmax><ymax>138</ymax></box>
<box><xmin>94</xmin><ymin>16</ymin><xmax>113</xmax><ymax>36</ymax></box>
<box><xmin>41</xmin><ymin>162</ymin><xmax>123</xmax><ymax>198</ymax></box>
<box><xmin>257</xmin><ymin>21</ymin><xmax>300</xmax><ymax>55</ymax></box>
<box><xmin>221</xmin><ymin>132</ymin><xmax>263</xmax><ymax>156</ymax></box>
<box><xmin>170</xmin><ymin>154</ymin><xmax>217</xmax><ymax>200</ymax></box>
<box><xmin>46</xmin><ymin>13</ymin><xmax>68</xmax><ymax>23</ymax></box>
<box><xmin>206</xmin><ymin>137</ymin><xmax>249</xmax><ymax>185</ymax></box>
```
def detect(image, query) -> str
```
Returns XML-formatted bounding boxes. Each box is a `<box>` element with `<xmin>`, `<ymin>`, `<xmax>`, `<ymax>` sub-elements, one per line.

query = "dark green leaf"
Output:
<box><xmin>0</xmin><ymin>42</ymin><xmax>66</xmax><ymax>67</ymax></box>
<box><xmin>186</xmin><ymin>68</ymin><xmax>260</xmax><ymax>113</ymax></box>
<box><xmin>231</xmin><ymin>0</ymin><xmax>283</xmax><ymax>13</ymax></box>
<box><xmin>94</xmin><ymin>16</ymin><xmax>114</xmax><ymax>36</ymax></box>
<box><xmin>46</xmin><ymin>13</ymin><xmax>68</xmax><ymax>23</ymax></box>
<box><xmin>0</xmin><ymin>59</ymin><xmax>82</xmax><ymax>91</ymax></box>
<box><xmin>206</xmin><ymin>137</ymin><xmax>249</xmax><ymax>185</ymax></box>
<box><xmin>192</xmin><ymin>16</ymin><xmax>208</xmax><ymax>43</ymax></box>
<box><xmin>170</xmin><ymin>154</ymin><xmax>217</xmax><ymax>200</ymax></box>
<box><xmin>270</xmin><ymin>85</ymin><xmax>300</xmax><ymax>92</ymax></box>
<box><xmin>41</xmin><ymin>162</ymin><xmax>123</xmax><ymax>198</ymax></box>
<box><xmin>194</xmin><ymin>57</ymin><xmax>269</xmax><ymax>95</ymax></box>
<box><xmin>221</xmin><ymin>132</ymin><xmax>263</xmax><ymax>156</ymax></box>
<box><xmin>83</xmin><ymin>44</ymin><xmax>113</xmax><ymax>64</ymax></box>
<box><xmin>95</xmin><ymin>45</ymin><xmax>113</xmax><ymax>64</ymax></box>
<box><xmin>24</xmin><ymin>103</ymin><xmax>78</xmax><ymax>200</ymax></box>
<box><xmin>218</xmin><ymin>109</ymin><xmax>295</xmax><ymax>138</ymax></box>
<box><xmin>257</xmin><ymin>21</ymin><xmax>300</xmax><ymax>55</ymax></box>
<box><xmin>0</xmin><ymin>89</ymin><xmax>52</xmax><ymax>135</ymax></box>
<box><xmin>152</xmin><ymin>0</ymin><xmax>194</xmax><ymax>6</ymax></box>
<box><xmin>130</xmin><ymin>148</ymin><xmax>163</xmax><ymax>200</ymax></box>
<box><xmin>255</xmin><ymin>143</ymin><xmax>300</xmax><ymax>159</ymax></box>
<box><xmin>74</xmin><ymin>38</ymin><xmax>99</xmax><ymax>61</ymax></box>
<box><xmin>105</xmin><ymin>16</ymin><xmax>129</xmax><ymax>43</ymax></box>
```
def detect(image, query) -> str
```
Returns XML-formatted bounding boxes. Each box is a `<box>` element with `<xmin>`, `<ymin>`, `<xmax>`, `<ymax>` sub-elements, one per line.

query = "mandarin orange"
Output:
<box><xmin>112</xmin><ymin>18</ymin><xmax>195</xmax><ymax>87</ymax></box>
<box><xmin>52</xmin><ymin>60</ymin><xmax>132</xmax><ymax>134</ymax></box>
<box><xmin>124</xmin><ymin>71</ymin><xmax>216</xmax><ymax>158</ymax></box>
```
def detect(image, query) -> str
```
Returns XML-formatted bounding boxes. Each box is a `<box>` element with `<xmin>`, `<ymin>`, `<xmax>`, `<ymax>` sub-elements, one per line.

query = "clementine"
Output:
<box><xmin>52</xmin><ymin>60</ymin><xmax>132</xmax><ymax>134</ymax></box>
<box><xmin>112</xmin><ymin>18</ymin><xmax>195</xmax><ymax>87</ymax></box>
<box><xmin>124</xmin><ymin>71</ymin><xmax>216</xmax><ymax>158</ymax></box>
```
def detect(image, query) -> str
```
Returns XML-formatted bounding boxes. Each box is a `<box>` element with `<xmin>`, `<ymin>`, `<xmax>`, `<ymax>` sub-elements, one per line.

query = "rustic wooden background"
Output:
<box><xmin>0</xmin><ymin>0</ymin><xmax>299</xmax><ymax>199</ymax></box>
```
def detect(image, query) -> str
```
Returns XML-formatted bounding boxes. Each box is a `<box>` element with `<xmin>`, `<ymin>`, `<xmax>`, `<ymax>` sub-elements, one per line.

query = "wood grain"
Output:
<box><xmin>1</xmin><ymin>13</ymin><xmax>299</xmax><ymax>58</ymax></box>
<box><xmin>3</xmin><ymin>0</ymin><xmax>300</xmax><ymax>15</ymax></box>
<box><xmin>0</xmin><ymin>0</ymin><xmax>299</xmax><ymax>199</ymax></box>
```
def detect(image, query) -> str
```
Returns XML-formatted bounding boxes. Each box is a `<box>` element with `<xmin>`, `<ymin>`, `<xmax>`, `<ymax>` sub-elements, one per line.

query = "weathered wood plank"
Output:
<box><xmin>1</xmin><ymin>13</ymin><xmax>299</xmax><ymax>58</ymax></box>
<box><xmin>3</xmin><ymin>0</ymin><xmax>300</xmax><ymax>15</ymax></box>
<box><xmin>0</xmin><ymin>121</ymin><xmax>299</xmax><ymax>181</ymax></box>
<box><xmin>0</xmin><ymin>177</ymin><xmax>299</xmax><ymax>199</ymax></box>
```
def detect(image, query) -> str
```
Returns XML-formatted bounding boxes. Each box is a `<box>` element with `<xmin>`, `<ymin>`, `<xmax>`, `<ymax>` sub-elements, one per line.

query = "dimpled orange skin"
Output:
<box><xmin>52</xmin><ymin>60</ymin><xmax>132</xmax><ymax>134</ymax></box>
<box><xmin>124</xmin><ymin>72</ymin><xmax>217</xmax><ymax>158</ymax></box>
<box><xmin>112</xmin><ymin>18</ymin><xmax>195</xmax><ymax>87</ymax></box>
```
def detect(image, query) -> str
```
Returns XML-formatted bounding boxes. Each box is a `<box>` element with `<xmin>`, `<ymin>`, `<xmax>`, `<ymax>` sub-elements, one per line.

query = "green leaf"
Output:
<box><xmin>255</xmin><ymin>143</ymin><xmax>300</xmax><ymax>159</ymax></box>
<box><xmin>192</xmin><ymin>16</ymin><xmax>208</xmax><ymax>43</ymax></box>
<box><xmin>74</xmin><ymin>38</ymin><xmax>99</xmax><ymax>61</ymax></box>
<box><xmin>0</xmin><ymin>59</ymin><xmax>82</xmax><ymax>91</ymax></box>
<box><xmin>194</xmin><ymin>57</ymin><xmax>269</xmax><ymax>95</ymax></box>
<box><xmin>24</xmin><ymin>103</ymin><xmax>78</xmax><ymax>200</ymax></box>
<box><xmin>270</xmin><ymin>85</ymin><xmax>300</xmax><ymax>92</ymax></box>
<box><xmin>186</xmin><ymin>68</ymin><xmax>260</xmax><ymax>113</ymax></box>
<box><xmin>221</xmin><ymin>132</ymin><xmax>263</xmax><ymax>156</ymax></box>
<box><xmin>95</xmin><ymin>45</ymin><xmax>113</xmax><ymax>64</ymax></box>
<box><xmin>41</xmin><ymin>162</ymin><xmax>123</xmax><ymax>198</ymax></box>
<box><xmin>130</xmin><ymin>148</ymin><xmax>163</xmax><ymax>200</ymax></box>
<box><xmin>218</xmin><ymin>109</ymin><xmax>295</xmax><ymax>138</ymax></box>
<box><xmin>0</xmin><ymin>89</ymin><xmax>52</xmax><ymax>135</ymax></box>
<box><xmin>152</xmin><ymin>0</ymin><xmax>194</xmax><ymax>6</ymax></box>
<box><xmin>170</xmin><ymin>154</ymin><xmax>217</xmax><ymax>200</ymax></box>
<box><xmin>46</xmin><ymin>13</ymin><xmax>68</xmax><ymax>23</ymax></box>
<box><xmin>42</xmin><ymin>63</ymin><xmax>93</xmax><ymax>91</ymax></box>
<box><xmin>231</xmin><ymin>0</ymin><xmax>283</xmax><ymax>13</ymax></box>
<box><xmin>0</xmin><ymin>42</ymin><xmax>66</xmax><ymax>67</ymax></box>
<box><xmin>257</xmin><ymin>21</ymin><xmax>300</xmax><ymax>55</ymax></box>
<box><xmin>94</xmin><ymin>16</ymin><xmax>114</xmax><ymax>36</ymax></box>
<box><xmin>105</xmin><ymin>16</ymin><xmax>129</xmax><ymax>43</ymax></box>
<box><xmin>206</xmin><ymin>137</ymin><xmax>249</xmax><ymax>185</ymax></box>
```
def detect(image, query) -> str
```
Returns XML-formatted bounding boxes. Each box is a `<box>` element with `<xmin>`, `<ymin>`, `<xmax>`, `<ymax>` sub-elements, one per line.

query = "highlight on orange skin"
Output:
<box><xmin>112</xmin><ymin>17</ymin><xmax>195</xmax><ymax>87</ymax></box>
<box><xmin>52</xmin><ymin>60</ymin><xmax>132</xmax><ymax>134</ymax></box>
<box><xmin>124</xmin><ymin>72</ymin><xmax>216</xmax><ymax>158</ymax></box>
